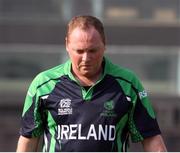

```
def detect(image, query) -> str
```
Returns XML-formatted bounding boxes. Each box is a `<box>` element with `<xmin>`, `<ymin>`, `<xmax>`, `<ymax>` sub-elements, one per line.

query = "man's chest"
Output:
<box><xmin>41</xmin><ymin>75</ymin><xmax>131</xmax><ymax>126</ymax></box>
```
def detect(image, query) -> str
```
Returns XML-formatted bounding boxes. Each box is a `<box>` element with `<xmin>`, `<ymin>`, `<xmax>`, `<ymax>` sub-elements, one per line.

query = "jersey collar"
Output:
<box><xmin>63</xmin><ymin>56</ymin><xmax>112</xmax><ymax>84</ymax></box>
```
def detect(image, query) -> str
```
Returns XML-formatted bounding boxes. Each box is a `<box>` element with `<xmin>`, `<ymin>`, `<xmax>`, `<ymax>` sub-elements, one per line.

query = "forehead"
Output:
<box><xmin>68</xmin><ymin>27</ymin><xmax>102</xmax><ymax>43</ymax></box>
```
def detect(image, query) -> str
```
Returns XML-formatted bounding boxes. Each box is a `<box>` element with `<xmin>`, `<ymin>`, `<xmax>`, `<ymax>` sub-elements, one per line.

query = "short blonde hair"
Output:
<box><xmin>66</xmin><ymin>15</ymin><xmax>106</xmax><ymax>45</ymax></box>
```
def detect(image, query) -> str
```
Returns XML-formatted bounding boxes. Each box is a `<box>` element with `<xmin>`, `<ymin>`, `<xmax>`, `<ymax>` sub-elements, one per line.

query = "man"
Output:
<box><xmin>16</xmin><ymin>15</ymin><xmax>167</xmax><ymax>152</ymax></box>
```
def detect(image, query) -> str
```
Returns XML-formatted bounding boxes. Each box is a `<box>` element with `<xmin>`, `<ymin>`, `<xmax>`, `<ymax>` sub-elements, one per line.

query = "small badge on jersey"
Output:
<box><xmin>58</xmin><ymin>98</ymin><xmax>72</xmax><ymax>115</ymax></box>
<box><xmin>100</xmin><ymin>100</ymin><xmax>117</xmax><ymax>117</ymax></box>
<box><xmin>139</xmin><ymin>90</ymin><xmax>148</xmax><ymax>99</ymax></box>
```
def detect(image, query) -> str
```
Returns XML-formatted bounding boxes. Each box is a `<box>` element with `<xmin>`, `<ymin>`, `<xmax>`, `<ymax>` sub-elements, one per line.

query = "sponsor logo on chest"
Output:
<box><xmin>58</xmin><ymin>98</ymin><xmax>72</xmax><ymax>115</ymax></box>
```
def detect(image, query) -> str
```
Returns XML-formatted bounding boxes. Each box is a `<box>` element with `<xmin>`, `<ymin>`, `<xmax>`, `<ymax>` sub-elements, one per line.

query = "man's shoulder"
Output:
<box><xmin>106</xmin><ymin>60</ymin><xmax>144</xmax><ymax>95</ymax></box>
<box><xmin>40</xmin><ymin>63</ymin><xmax>66</xmax><ymax>77</ymax></box>
<box><xmin>106</xmin><ymin>58</ymin><xmax>137</xmax><ymax>82</ymax></box>
<box><xmin>31</xmin><ymin>61</ymin><xmax>69</xmax><ymax>87</ymax></box>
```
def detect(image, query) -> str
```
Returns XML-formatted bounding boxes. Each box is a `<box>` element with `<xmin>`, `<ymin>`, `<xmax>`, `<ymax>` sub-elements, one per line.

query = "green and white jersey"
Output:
<box><xmin>20</xmin><ymin>57</ymin><xmax>161</xmax><ymax>152</ymax></box>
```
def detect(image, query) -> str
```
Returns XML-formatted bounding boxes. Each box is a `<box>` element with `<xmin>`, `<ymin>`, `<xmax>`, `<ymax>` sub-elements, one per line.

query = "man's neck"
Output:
<box><xmin>72</xmin><ymin>69</ymin><xmax>102</xmax><ymax>86</ymax></box>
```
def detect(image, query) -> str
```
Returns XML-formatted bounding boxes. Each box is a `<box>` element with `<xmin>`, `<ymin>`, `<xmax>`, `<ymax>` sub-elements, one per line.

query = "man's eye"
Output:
<box><xmin>76</xmin><ymin>50</ymin><xmax>84</xmax><ymax>54</ymax></box>
<box><xmin>89</xmin><ymin>49</ymin><xmax>97</xmax><ymax>53</ymax></box>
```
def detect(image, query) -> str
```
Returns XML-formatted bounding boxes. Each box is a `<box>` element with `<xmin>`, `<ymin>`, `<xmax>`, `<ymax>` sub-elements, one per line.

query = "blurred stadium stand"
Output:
<box><xmin>0</xmin><ymin>0</ymin><xmax>180</xmax><ymax>151</ymax></box>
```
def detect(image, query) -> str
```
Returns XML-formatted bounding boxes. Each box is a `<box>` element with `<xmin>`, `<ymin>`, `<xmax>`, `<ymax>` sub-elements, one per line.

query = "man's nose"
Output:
<box><xmin>82</xmin><ymin>52</ymin><xmax>90</xmax><ymax>61</ymax></box>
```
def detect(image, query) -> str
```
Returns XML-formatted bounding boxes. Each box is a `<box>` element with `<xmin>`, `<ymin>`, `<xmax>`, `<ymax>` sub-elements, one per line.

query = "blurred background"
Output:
<box><xmin>0</xmin><ymin>0</ymin><xmax>180</xmax><ymax>151</ymax></box>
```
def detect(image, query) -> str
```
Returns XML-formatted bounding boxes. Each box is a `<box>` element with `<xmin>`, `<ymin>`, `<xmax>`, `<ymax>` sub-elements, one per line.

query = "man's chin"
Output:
<box><xmin>81</xmin><ymin>71</ymin><xmax>94</xmax><ymax>77</ymax></box>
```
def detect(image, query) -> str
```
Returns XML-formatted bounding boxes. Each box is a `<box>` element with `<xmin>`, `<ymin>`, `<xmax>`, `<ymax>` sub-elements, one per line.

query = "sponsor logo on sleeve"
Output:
<box><xmin>138</xmin><ymin>90</ymin><xmax>148</xmax><ymax>99</ymax></box>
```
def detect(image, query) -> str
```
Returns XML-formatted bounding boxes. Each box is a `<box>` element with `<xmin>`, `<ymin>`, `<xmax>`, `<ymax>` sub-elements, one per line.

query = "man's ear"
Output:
<box><xmin>65</xmin><ymin>37</ymin><xmax>69</xmax><ymax>52</ymax></box>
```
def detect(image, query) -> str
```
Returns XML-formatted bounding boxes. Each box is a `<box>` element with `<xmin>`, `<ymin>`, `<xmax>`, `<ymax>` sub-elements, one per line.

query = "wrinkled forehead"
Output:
<box><xmin>68</xmin><ymin>27</ymin><xmax>98</xmax><ymax>39</ymax></box>
<box><xmin>66</xmin><ymin>27</ymin><xmax>105</xmax><ymax>50</ymax></box>
<box><xmin>67</xmin><ymin>27</ymin><xmax>105</xmax><ymax>46</ymax></box>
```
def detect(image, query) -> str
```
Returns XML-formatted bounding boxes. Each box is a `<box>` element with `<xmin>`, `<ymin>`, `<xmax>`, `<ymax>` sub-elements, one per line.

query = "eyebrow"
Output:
<box><xmin>72</xmin><ymin>46</ymin><xmax>101</xmax><ymax>51</ymax></box>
